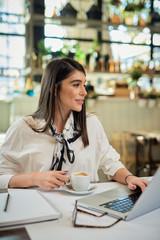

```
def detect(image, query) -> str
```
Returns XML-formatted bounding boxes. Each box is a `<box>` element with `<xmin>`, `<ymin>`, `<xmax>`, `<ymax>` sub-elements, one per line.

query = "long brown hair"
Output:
<box><xmin>31</xmin><ymin>57</ymin><xmax>89</xmax><ymax>147</ymax></box>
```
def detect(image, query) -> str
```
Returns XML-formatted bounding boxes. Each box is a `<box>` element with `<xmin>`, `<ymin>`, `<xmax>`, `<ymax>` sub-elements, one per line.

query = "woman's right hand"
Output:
<box><xmin>8</xmin><ymin>171</ymin><xmax>69</xmax><ymax>190</ymax></box>
<box><xmin>34</xmin><ymin>171</ymin><xmax>69</xmax><ymax>190</ymax></box>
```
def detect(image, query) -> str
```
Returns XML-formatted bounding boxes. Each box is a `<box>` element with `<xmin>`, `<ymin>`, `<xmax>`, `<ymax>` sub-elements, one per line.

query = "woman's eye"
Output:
<box><xmin>73</xmin><ymin>83</ymin><xmax>79</xmax><ymax>87</ymax></box>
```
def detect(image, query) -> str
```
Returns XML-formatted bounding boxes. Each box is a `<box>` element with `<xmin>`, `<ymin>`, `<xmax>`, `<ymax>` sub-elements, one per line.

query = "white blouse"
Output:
<box><xmin>0</xmin><ymin>113</ymin><xmax>125</xmax><ymax>188</ymax></box>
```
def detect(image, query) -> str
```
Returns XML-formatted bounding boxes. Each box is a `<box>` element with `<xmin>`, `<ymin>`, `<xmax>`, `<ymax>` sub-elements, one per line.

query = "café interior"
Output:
<box><xmin>0</xmin><ymin>0</ymin><xmax>160</xmax><ymax>179</ymax></box>
<box><xmin>0</xmin><ymin>0</ymin><xmax>160</xmax><ymax>239</ymax></box>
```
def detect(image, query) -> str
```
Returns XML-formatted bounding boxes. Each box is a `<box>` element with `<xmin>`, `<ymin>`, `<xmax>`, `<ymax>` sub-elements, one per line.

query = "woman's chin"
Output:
<box><xmin>73</xmin><ymin>106</ymin><xmax>83</xmax><ymax>112</ymax></box>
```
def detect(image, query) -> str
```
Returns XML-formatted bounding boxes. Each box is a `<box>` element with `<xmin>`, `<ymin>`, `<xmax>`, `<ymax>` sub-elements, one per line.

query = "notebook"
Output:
<box><xmin>0</xmin><ymin>189</ymin><xmax>60</xmax><ymax>228</ymax></box>
<box><xmin>77</xmin><ymin>167</ymin><xmax>160</xmax><ymax>221</ymax></box>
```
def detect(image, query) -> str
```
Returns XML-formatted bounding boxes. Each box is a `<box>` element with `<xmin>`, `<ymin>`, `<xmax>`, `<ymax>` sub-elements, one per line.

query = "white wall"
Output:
<box><xmin>87</xmin><ymin>98</ymin><xmax>160</xmax><ymax>140</ymax></box>
<box><xmin>1</xmin><ymin>96</ymin><xmax>160</xmax><ymax>140</ymax></box>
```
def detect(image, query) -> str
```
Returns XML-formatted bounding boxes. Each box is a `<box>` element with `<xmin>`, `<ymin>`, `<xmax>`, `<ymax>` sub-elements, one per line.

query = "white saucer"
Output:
<box><xmin>63</xmin><ymin>184</ymin><xmax>96</xmax><ymax>195</ymax></box>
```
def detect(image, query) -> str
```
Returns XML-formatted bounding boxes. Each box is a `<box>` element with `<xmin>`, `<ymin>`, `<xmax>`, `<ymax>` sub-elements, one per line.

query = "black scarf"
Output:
<box><xmin>50</xmin><ymin>113</ymin><xmax>81</xmax><ymax>170</ymax></box>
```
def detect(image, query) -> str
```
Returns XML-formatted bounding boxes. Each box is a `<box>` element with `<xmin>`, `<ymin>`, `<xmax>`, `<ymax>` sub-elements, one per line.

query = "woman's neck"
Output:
<box><xmin>54</xmin><ymin>120</ymin><xmax>65</xmax><ymax>133</ymax></box>
<box><xmin>54</xmin><ymin>97</ymin><xmax>71</xmax><ymax>133</ymax></box>
<box><xmin>54</xmin><ymin>110</ymin><xmax>71</xmax><ymax>133</ymax></box>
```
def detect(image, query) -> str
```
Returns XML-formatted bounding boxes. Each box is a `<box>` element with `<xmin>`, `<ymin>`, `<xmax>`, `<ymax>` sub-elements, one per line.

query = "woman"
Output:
<box><xmin>0</xmin><ymin>58</ymin><xmax>149</xmax><ymax>191</ymax></box>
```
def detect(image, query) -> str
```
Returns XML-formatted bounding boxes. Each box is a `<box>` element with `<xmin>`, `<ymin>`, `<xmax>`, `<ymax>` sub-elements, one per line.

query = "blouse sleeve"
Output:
<box><xmin>88</xmin><ymin>114</ymin><xmax>125</xmax><ymax>177</ymax></box>
<box><xmin>0</xmin><ymin>119</ymin><xmax>25</xmax><ymax>188</ymax></box>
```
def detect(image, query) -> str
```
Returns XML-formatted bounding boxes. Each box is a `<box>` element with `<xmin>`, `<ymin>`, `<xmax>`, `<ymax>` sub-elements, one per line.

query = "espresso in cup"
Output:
<box><xmin>71</xmin><ymin>172</ymin><xmax>90</xmax><ymax>191</ymax></box>
<box><xmin>73</xmin><ymin>172</ymin><xmax>88</xmax><ymax>177</ymax></box>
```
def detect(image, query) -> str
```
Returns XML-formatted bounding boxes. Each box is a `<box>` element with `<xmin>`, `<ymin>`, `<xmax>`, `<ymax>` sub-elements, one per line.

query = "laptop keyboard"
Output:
<box><xmin>100</xmin><ymin>191</ymin><xmax>142</xmax><ymax>213</ymax></box>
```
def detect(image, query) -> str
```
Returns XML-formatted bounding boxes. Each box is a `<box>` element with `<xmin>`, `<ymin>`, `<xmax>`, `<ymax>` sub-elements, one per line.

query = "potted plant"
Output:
<box><xmin>135</xmin><ymin>1</ymin><xmax>148</xmax><ymax>26</ymax></box>
<box><xmin>73</xmin><ymin>42</ymin><xmax>86</xmax><ymax>65</ymax></box>
<box><xmin>124</xmin><ymin>2</ymin><xmax>136</xmax><ymax>25</ymax></box>
<box><xmin>109</xmin><ymin>0</ymin><xmax>122</xmax><ymax>24</ymax></box>
<box><xmin>57</xmin><ymin>41</ymin><xmax>86</xmax><ymax>63</ymax></box>
<box><xmin>137</xmin><ymin>90</ymin><xmax>147</xmax><ymax>107</ymax></box>
<box><xmin>129</xmin><ymin>66</ymin><xmax>142</xmax><ymax>99</ymax></box>
<box><xmin>131</xmin><ymin>67</ymin><xmax>143</xmax><ymax>83</ymax></box>
<box><xmin>37</xmin><ymin>39</ymin><xmax>52</xmax><ymax>68</ymax></box>
<box><xmin>157</xmin><ymin>93</ymin><xmax>160</xmax><ymax>108</ymax></box>
<box><xmin>57</xmin><ymin>43</ymin><xmax>75</xmax><ymax>58</ymax></box>
<box><xmin>85</xmin><ymin>83</ymin><xmax>98</xmax><ymax>110</ymax></box>
<box><xmin>147</xmin><ymin>90</ymin><xmax>158</xmax><ymax>108</ymax></box>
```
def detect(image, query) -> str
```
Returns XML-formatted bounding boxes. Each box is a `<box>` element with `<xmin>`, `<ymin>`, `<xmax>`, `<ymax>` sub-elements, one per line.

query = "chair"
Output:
<box><xmin>111</xmin><ymin>131</ymin><xmax>136</xmax><ymax>174</ymax></box>
<box><xmin>135</xmin><ymin>135</ymin><xmax>160</xmax><ymax>176</ymax></box>
<box><xmin>121</xmin><ymin>132</ymin><xmax>136</xmax><ymax>174</ymax></box>
<box><xmin>98</xmin><ymin>169</ymin><xmax>109</xmax><ymax>182</ymax></box>
<box><xmin>110</xmin><ymin>131</ymin><xmax>122</xmax><ymax>156</ymax></box>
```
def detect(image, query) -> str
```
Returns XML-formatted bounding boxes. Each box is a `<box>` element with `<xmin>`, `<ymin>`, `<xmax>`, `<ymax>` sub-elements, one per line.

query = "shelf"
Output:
<box><xmin>25</xmin><ymin>15</ymin><xmax>160</xmax><ymax>47</ymax></box>
<box><xmin>25</xmin><ymin>13</ymin><xmax>44</xmax><ymax>26</ymax></box>
<box><xmin>87</xmin><ymin>72</ymin><xmax>129</xmax><ymax>78</ymax></box>
<box><xmin>46</xmin><ymin>16</ymin><xmax>160</xmax><ymax>34</ymax></box>
<box><xmin>24</xmin><ymin>67</ymin><xmax>44</xmax><ymax>76</ymax></box>
<box><xmin>24</xmin><ymin>67</ymin><xmax>128</xmax><ymax>77</ymax></box>
<box><xmin>0</xmin><ymin>68</ymin><xmax>24</xmax><ymax>78</ymax></box>
<box><xmin>24</xmin><ymin>13</ymin><xmax>160</xmax><ymax>33</ymax></box>
<box><xmin>23</xmin><ymin>67</ymin><xmax>160</xmax><ymax>79</ymax></box>
<box><xmin>24</xmin><ymin>0</ymin><xmax>160</xmax><ymax>82</ymax></box>
<box><xmin>0</xmin><ymin>12</ymin><xmax>24</xmax><ymax>25</ymax></box>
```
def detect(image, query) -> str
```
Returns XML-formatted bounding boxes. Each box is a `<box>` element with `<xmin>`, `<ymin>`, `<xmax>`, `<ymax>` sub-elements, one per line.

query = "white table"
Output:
<box><xmin>23</xmin><ymin>182</ymin><xmax>160</xmax><ymax>240</ymax></box>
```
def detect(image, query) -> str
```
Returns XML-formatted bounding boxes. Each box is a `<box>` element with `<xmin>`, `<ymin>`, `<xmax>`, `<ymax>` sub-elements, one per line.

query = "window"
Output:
<box><xmin>0</xmin><ymin>0</ymin><xmax>25</xmax><ymax>94</ymax></box>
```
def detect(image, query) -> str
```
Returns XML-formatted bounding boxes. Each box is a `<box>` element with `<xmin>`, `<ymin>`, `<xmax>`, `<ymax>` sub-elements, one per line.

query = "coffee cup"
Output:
<box><xmin>71</xmin><ymin>172</ymin><xmax>90</xmax><ymax>191</ymax></box>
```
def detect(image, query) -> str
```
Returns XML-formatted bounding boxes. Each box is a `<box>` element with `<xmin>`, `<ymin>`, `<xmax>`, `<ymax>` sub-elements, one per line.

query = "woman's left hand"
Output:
<box><xmin>126</xmin><ymin>175</ymin><xmax>150</xmax><ymax>192</ymax></box>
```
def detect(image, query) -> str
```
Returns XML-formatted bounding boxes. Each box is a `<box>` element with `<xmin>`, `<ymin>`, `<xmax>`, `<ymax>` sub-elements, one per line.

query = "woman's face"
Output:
<box><xmin>57</xmin><ymin>70</ymin><xmax>87</xmax><ymax>115</ymax></box>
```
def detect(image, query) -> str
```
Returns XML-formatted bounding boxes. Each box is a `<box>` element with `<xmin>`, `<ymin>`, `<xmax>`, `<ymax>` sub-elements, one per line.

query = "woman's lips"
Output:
<box><xmin>76</xmin><ymin>99</ymin><xmax>84</xmax><ymax>104</ymax></box>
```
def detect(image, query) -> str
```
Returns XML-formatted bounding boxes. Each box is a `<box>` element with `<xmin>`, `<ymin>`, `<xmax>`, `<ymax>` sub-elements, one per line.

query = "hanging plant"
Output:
<box><xmin>128</xmin><ymin>66</ymin><xmax>143</xmax><ymax>88</ymax></box>
<box><xmin>135</xmin><ymin>1</ymin><xmax>145</xmax><ymax>11</ymax></box>
<box><xmin>124</xmin><ymin>3</ymin><xmax>136</xmax><ymax>12</ymax></box>
<box><xmin>110</xmin><ymin>0</ymin><xmax>121</xmax><ymax>6</ymax></box>
<box><xmin>37</xmin><ymin>39</ymin><xmax>51</xmax><ymax>56</ymax></box>
<box><xmin>131</xmin><ymin>67</ymin><xmax>142</xmax><ymax>81</ymax></box>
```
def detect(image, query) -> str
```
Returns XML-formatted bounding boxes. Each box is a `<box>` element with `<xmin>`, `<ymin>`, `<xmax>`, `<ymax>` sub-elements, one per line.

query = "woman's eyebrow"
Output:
<box><xmin>70</xmin><ymin>79</ymin><xmax>86</xmax><ymax>83</ymax></box>
<box><xmin>70</xmin><ymin>79</ymin><xmax>81</xmax><ymax>83</ymax></box>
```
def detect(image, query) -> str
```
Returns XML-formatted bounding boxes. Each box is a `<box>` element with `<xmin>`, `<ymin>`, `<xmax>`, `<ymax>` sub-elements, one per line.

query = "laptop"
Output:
<box><xmin>77</xmin><ymin>167</ymin><xmax>160</xmax><ymax>221</ymax></box>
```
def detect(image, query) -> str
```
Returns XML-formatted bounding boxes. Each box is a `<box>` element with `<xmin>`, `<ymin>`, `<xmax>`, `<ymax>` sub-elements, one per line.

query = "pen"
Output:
<box><xmin>4</xmin><ymin>193</ymin><xmax>10</xmax><ymax>212</ymax></box>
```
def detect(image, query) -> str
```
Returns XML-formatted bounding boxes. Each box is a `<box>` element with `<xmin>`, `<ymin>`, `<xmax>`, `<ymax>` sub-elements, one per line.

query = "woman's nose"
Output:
<box><xmin>82</xmin><ymin>86</ymin><xmax>87</xmax><ymax>96</ymax></box>
<box><xmin>80</xmin><ymin>86</ymin><xmax>87</xmax><ymax>96</ymax></box>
